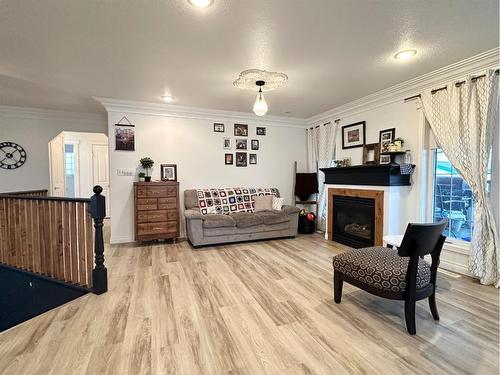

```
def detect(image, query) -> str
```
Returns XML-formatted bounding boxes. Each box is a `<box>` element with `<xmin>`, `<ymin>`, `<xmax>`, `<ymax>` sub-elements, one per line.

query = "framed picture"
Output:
<box><xmin>256</xmin><ymin>127</ymin><xmax>266</xmax><ymax>136</ymax></box>
<box><xmin>236</xmin><ymin>152</ymin><xmax>247</xmax><ymax>167</ymax></box>
<box><xmin>225</xmin><ymin>153</ymin><xmax>233</xmax><ymax>165</ymax></box>
<box><xmin>223</xmin><ymin>138</ymin><xmax>232</xmax><ymax>150</ymax></box>
<box><xmin>234</xmin><ymin>123</ymin><xmax>248</xmax><ymax>136</ymax></box>
<box><xmin>362</xmin><ymin>143</ymin><xmax>380</xmax><ymax>165</ymax></box>
<box><xmin>341</xmin><ymin>121</ymin><xmax>365</xmax><ymax>149</ymax></box>
<box><xmin>214</xmin><ymin>123</ymin><xmax>225</xmax><ymax>132</ymax></box>
<box><xmin>251</xmin><ymin>139</ymin><xmax>259</xmax><ymax>150</ymax></box>
<box><xmin>160</xmin><ymin>164</ymin><xmax>177</xmax><ymax>181</ymax></box>
<box><xmin>235</xmin><ymin>139</ymin><xmax>247</xmax><ymax>150</ymax></box>
<box><xmin>379</xmin><ymin>128</ymin><xmax>395</xmax><ymax>154</ymax></box>
<box><xmin>115</xmin><ymin>124</ymin><xmax>135</xmax><ymax>151</ymax></box>
<box><xmin>379</xmin><ymin>155</ymin><xmax>391</xmax><ymax>165</ymax></box>
<box><xmin>249</xmin><ymin>154</ymin><xmax>257</xmax><ymax>164</ymax></box>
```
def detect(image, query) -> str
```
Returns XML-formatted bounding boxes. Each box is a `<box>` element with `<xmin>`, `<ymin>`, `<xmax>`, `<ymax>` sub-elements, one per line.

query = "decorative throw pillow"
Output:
<box><xmin>196</xmin><ymin>187</ymin><xmax>277</xmax><ymax>215</ymax></box>
<box><xmin>272</xmin><ymin>197</ymin><xmax>284</xmax><ymax>211</ymax></box>
<box><xmin>253</xmin><ymin>195</ymin><xmax>273</xmax><ymax>211</ymax></box>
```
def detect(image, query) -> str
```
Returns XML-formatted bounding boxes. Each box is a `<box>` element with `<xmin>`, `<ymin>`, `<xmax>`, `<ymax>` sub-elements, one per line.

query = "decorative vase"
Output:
<box><xmin>139</xmin><ymin>177</ymin><xmax>145</xmax><ymax>182</ymax></box>
<box><xmin>394</xmin><ymin>140</ymin><xmax>403</xmax><ymax>151</ymax></box>
<box><xmin>389</xmin><ymin>143</ymin><xmax>397</xmax><ymax>152</ymax></box>
<box><xmin>145</xmin><ymin>176</ymin><xmax>151</xmax><ymax>182</ymax></box>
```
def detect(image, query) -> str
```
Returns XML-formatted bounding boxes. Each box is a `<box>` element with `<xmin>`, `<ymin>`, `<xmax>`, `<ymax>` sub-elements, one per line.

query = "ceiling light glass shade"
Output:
<box><xmin>394</xmin><ymin>49</ymin><xmax>417</xmax><ymax>61</ymax></box>
<box><xmin>160</xmin><ymin>95</ymin><xmax>174</xmax><ymax>102</ymax></box>
<box><xmin>253</xmin><ymin>90</ymin><xmax>268</xmax><ymax>116</ymax></box>
<box><xmin>187</xmin><ymin>0</ymin><xmax>214</xmax><ymax>8</ymax></box>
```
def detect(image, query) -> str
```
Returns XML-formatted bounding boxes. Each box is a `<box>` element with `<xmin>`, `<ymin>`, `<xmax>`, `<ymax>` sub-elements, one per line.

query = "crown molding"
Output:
<box><xmin>308</xmin><ymin>48</ymin><xmax>500</xmax><ymax>125</ymax></box>
<box><xmin>0</xmin><ymin>104</ymin><xmax>105</xmax><ymax>122</ymax></box>
<box><xmin>94</xmin><ymin>97</ymin><xmax>307</xmax><ymax>129</ymax></box>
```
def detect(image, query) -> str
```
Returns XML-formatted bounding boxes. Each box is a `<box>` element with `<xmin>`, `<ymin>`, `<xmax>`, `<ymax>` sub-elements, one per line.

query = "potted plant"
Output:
<box><xmin>138</xmin><ymin>172</ymin><xmax>146</xmax><ymax>182</ymax></box>
<box><xmin>139</xmin><ymin>157</ymin><xmax>154</xmax><ymax>182</ymax></box>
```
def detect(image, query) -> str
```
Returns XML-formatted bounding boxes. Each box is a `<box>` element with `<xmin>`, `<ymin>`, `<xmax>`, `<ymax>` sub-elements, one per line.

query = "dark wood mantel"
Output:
<box><xmin>320</xmin><ymin>164</ymin><xmax>412</xmax><ymax>186</ymax></box>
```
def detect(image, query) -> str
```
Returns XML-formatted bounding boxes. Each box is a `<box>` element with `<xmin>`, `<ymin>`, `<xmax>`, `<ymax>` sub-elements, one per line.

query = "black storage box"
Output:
<box><xmin>298</xmin><ymin>215</ymin><xmax>316</xmax><ymax>234</ymax></box>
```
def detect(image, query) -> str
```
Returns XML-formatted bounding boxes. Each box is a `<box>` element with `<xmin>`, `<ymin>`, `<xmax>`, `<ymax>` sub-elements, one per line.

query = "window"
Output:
<box><xmin>432</xmin><ymin>149</ymin><xmax>492</xmax><ymax>243</ymax></box>
<box><xmin>64</xmin><ymin>144</ymin><xmax>74</xmax><ymax>176</ymax></box>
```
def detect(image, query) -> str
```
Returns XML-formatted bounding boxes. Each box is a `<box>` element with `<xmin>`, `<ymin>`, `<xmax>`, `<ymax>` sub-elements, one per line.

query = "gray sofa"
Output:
<box><xmin>184</xmin><ymin>189</ymin><xmax>300</xmax><ymax>247</ymax></box>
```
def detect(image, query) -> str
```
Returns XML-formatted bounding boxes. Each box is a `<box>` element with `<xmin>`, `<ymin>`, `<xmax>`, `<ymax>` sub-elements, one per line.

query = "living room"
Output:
<box><xmin>0</xmin><ymin>1</ymin><xmax>499</xmax><ymax>374</ymax></box>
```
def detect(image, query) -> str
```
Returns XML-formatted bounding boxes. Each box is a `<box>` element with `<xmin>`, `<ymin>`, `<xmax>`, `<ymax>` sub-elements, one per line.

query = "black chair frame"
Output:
<box><xmin>334</xmin><ymin>220</ymin><xmax>448</xmax><ymax>335</ymax></box>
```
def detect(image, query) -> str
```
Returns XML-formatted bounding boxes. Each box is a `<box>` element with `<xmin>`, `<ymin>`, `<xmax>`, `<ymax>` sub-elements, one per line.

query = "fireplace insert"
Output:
<box><xmin>332</xmin><ymin>195</ymin><xmax>375</xmax><ymax>248</ymax></box>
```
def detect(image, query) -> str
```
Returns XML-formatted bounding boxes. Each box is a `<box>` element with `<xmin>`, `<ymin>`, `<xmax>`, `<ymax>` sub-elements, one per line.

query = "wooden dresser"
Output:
<box><xmin>134</xmin><ymin>181</ymin><xmax>179</xmax><ymax>242</ymax></box>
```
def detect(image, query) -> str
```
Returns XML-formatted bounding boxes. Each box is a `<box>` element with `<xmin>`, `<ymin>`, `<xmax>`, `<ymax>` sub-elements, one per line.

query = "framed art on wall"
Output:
<box><xmin>235</xmin><ymin>152</ymin><xmax>247</xmax><ymax>167</ymax></box>
<box><xmin>223</xmin><ymin>138</ymin><xmax>232</xmax><ymax>150</ymax></box>
<box><xmin>251</xmin><ymin>139</ymin><xmax>259</xmax><ymax>150</ymax></box>
<box><xmin>236</xmin><ymin>139</ymin><xmax>247</xmax><ymax>150</ymax></box>
<box><xmin>214</xmin><ymin>123</ymin><xmax>225</xmax><ymax>132</ymax></box>
<box><xmin>379</xmin><ymin>128</ymin><xmax>395</xmax><ymax>154</ymax></box>
<box><xmin>249</xmin><ymin>154</ymin><xmax>257</xmax><ymax>164</ymax></box>
<box><xmin>256</xmin><ymin>127</ymin><xmax>266</xmax><ymax>135</ymax></box>
<box><xmin>341</xmin><ymin>121</ymin><xmax>365</xmax><ymax>149</ymax></box>
<box><xmin>362</xmin><ymin>143</ymin><xmax>380</xmax><ymax>165</ymax></box>
<box><xmin>225</xmin><ymin>153</ymin><xmax>233</xmax><ymax>165</ymax></box>
<box><xmin>161</xmin><ymin>164</ymin><xmax>177</xmax><ymax>181</ymax></box>
<box><xmin>234</xmin><ymin>123</ymin><xmax>248</xmax><ymax>136</ymax></box>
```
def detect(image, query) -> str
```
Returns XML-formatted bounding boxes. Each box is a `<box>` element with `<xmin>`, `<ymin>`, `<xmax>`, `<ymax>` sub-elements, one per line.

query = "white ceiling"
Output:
<box><xmin>0</xmin><ymin>0</ymin><xmax>498</xmax><ymax>118</ymax></box>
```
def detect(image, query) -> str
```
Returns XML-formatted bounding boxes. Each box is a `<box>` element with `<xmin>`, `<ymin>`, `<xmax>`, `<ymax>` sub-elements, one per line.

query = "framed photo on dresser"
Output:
<box><xmin>161</xmin><ymin>164</ymin><xmax>177</xmax><ymax>181</ymax></box>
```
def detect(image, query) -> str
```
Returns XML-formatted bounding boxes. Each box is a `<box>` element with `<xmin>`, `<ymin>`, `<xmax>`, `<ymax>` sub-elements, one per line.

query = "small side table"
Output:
<box><xmin>383</xmin><ymin>234</ymin><xmax>404</xmax><ymax>249</ymax></box>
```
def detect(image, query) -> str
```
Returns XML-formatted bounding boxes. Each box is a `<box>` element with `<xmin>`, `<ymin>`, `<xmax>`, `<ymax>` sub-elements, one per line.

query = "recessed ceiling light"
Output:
<box><xmin>394</xmin><ymin>49</ymin><xmax>417</xmax><ymax>61</ymax></box>
<box><xmin>160</xmin><ymin>95</ymin><xmax>175</xmax><ymax>103</ymax></box>
<box><xmin>187</xmin><ymin>0</ymin><xmax>214</xmax><ymax>8</ymax></box>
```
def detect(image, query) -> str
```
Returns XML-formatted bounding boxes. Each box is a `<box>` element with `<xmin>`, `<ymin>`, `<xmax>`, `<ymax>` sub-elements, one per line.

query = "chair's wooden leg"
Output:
<box><xmin>428</xmin><ymin>293</ymin><xmax>439</xmax><ymax>320</ymax></box>
<box><xmin>404</xmin><ymin>299</ymin><xmax>416</xmax><ymax>335</ymax></box>
<box><xmin>333</xmin><ymin>271</ymin><xmax>343</xmax><ymax>304</ymax></box>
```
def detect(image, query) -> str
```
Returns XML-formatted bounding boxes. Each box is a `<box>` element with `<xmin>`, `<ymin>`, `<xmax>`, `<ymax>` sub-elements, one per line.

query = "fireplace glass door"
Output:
<box><xmin>332</xmin><ymin>195</ymin><xmax>375</xmax><ymax>248</ymax></box>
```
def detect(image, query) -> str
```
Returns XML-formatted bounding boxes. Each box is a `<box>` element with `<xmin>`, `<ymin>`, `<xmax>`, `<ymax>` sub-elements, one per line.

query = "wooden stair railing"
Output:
<box><xmin>0</xmin><ymin>189</ymin><xmax>49</xmax><ymax>197</ymax></box>
<box><xmin>0</xmin><ymin>186</ymin><xmax>107</xmax><ymax>294</ymax></box>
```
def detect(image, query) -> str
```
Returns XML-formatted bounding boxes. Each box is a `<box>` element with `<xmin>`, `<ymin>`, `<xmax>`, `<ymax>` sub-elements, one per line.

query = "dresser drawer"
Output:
<box><xmin>137</xmin><ymin>210</ymin><xmax>170</xmax><ymax>223</ymax></box>
<box><xmin>166</xmin><ymin>210</ymin><xmax>178</xmax><ymax>222</ymax></box>
<box><xmin>136</xmin><ymin>187</ymin><xmax>148</xmax><ymax>198</ymax></box>
<box><xmin>158</xmin><ymin>198</ymin><xmax>177</xmax><ymax>209</ymax></box>
<box><xmin>144</xmin><ymin>186</ymin><xmax>176</xmax><ymax>198</ymax></box>
<box><xmin>137</xmin><ymin>201</ymin><xmax>158</xmax><ymax>211</ymax></box>
<box><xmin>137</xmin><ymin>222</ymin><xmax>177</xmax><ymax>236</ymax></box>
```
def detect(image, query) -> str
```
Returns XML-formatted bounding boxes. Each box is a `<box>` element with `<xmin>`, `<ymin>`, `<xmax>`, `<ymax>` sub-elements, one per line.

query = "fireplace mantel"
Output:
<box><xmin>320</xmin><ymin>165</ymin><xmax>412</xmax><ymax>186</ymax></box>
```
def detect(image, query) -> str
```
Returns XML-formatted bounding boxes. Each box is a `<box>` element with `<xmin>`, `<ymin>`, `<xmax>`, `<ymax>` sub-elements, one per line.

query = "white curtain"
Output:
<box><xmin>420</xmin><ymin>69</ymin><xmax>499</xmax><ymax>287</ymax></box>
<box><xmin>306</xmin><ymin>121</ymin><xmax>338</xmax><ymax>231</ymax></box>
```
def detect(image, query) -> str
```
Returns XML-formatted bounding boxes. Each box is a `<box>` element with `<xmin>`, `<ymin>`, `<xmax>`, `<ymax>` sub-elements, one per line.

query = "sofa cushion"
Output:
<box><xmin>254</xmin><ymin>210</ymin><xmax>290</xmax><ymax>225</ymax></box>
<box><xmin>332</xmin><ymin>246</ymin><xmax>431</xmax><ymax>292</ymax></box>
<box><xmin>229</xmin><ymin>212</ymin><xmax>264</xmax><ymax>228</ymax></box>
<box><xmin>202</xmin><ymin>214</ymin><xmax>236</xmax><ymax>229</ymax></box>
<box><xmin>253</xmin><ymin>195</ymin><xmax>273</xmax><ymax>211</ymax></box>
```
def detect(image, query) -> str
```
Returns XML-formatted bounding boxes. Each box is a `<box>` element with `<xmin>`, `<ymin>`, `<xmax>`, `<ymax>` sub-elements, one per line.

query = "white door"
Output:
<box><xmin>92</xmin><ymin>144</ymin><xmax>110</xmax><ymax>216</ymax></box>
<box><xmin>48</xmin><ymin>134</ymin><xmax>65</xmax><ymax>197</ymax></box>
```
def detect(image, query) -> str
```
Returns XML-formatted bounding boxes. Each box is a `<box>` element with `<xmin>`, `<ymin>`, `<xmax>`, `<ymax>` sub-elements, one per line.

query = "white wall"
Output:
<box><xmin>0</xmin><ymin>106</ymin><xmax>106</xmax><ymax>193</ymax></box>
<box><xmin>105</xmin><ymin>108</ymin><xmax>307</xmax><ymax>243</ymax></box>
<box><xmin>331</xmin><ymin>101</ymin><xmax>425</xmax><ymax>228</ymax></box>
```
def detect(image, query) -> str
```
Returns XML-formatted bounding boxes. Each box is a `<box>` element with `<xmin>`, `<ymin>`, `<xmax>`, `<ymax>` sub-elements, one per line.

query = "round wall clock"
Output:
<box><xmin>0</xmin><ymin>142</ymin><xmax>27</xmax><ymax>169</ymax></box>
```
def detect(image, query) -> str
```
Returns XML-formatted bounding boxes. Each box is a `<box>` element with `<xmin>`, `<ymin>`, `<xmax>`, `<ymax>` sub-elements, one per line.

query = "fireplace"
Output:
<box><xmin>327</xmin><ymin>188</ymin><xmax>384</xmax><ymax>247</ymax></box>
<box><xmin>332</xmin><ymin>195</ymin><xmax>375</xmax><ymax>248</ymax></box>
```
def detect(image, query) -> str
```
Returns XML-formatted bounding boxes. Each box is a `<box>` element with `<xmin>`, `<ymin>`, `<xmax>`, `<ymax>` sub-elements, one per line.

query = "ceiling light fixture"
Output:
<box><xmin>233</xmin><ymin>69</ymin><xmax>288</xmax><ymax>116</ymax></box>
<box><xmin>187</xmin><ymin>0</ymin><xmax>214</xmax><ymax>8</ymax></box>
<box><xmin>160</xmin><ymin>95</ymin><xmax>175</xmax><ymax>103</ymax></box>
<box><xmin>394</xmin><ymin>49</ymin><xmax>417</xmax><ymax>61</ymax></box>
<box><xmin>253</xmin><ymin>81</ymin><xmax>268</xmax><ymax>117</ymax></box>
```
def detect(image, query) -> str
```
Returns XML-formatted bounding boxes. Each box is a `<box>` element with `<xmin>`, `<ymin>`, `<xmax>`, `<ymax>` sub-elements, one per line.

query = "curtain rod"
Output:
<box><xmin>308</xmin><ymin>118</ymin><xmax>340</xmax><ymax>130</ymax></box>
<box><xmin>404</xmin><ymin>68</ymin><xmax>500</xmax><ymax>102</ymax></box>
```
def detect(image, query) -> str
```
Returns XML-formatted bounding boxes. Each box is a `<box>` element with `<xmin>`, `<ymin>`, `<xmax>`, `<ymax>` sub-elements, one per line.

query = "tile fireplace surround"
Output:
<box><xmin>325</xmin><ymin>184</ymin><xmax>412</xmax><ymax>244</ymax></box>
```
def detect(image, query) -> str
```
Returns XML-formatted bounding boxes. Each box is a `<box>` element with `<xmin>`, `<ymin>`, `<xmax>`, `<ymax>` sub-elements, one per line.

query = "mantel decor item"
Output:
<box><xmin>0</xmin><ymin>141</ymin><xmax>27</xmax><ymax>169</ymax></box>
<box><xmin>161</xmin><ymin>164</ymin><xmax>177</xmax><ymax>181</ymax></box>
<box><xmin>379</xmin><ymin>128</ymin><xmax>395</xmax><ymax>154</ymax></box>
<box><xmin>140</xmin><ymin>157</ymin><xmax>154</xmax><ymax>182</ymax></box>
<box><xmin>362</xmin><ymin>143</ymin><xmax>380</xmax><ymax>165</ymax></box>
<box><xmin>342</xmin><ymin>121</ymin><xmax>365</xmax><ymax>149</ymax></box>
<box><xmin>115</xmin><ymin>116</ymin><xmax>135</xmax><ymax>151</ymax></box>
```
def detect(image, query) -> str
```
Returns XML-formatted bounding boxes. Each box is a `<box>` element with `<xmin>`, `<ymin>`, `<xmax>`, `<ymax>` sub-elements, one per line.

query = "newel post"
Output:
<box><xmin>91</xmin><ymin>185</ymin><xmax>108</xmax><ymax>294</ymax></box>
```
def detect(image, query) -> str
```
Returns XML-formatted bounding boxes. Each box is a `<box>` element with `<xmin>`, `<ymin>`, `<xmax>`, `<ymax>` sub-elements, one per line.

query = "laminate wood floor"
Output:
<box><xmin>0</xmin><ymin>234</ymin><xmax>498</xmax><ymax>374</ymax></box>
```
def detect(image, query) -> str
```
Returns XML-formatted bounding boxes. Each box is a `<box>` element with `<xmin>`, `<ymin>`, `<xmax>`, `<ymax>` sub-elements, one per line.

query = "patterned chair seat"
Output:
<box><xmin>332</xmin><ymin>246</ymin><xmax>431</xmax><ymax>292</ymax></box>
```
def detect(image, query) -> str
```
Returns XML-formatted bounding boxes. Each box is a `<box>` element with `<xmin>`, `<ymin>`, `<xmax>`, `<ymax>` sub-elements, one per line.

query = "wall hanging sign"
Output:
<box><xmin>341</xmin><ymin>121</ymin><xmax>365</xmax><ymax>149</ymax></box>
<box><xmin>115</xmin><ymin>116</ymin><xmax>135</xmax><ymax>151</ymax></box>
<box><xmin>0</xmin><ymin>141</ymin><xmax>27</xmax><ymax>169</ymax></box>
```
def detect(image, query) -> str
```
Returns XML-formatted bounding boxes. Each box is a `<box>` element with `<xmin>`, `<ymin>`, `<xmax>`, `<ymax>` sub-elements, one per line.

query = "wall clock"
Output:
<box><xmin>0</xmin><ymin>142</ymin><xmax>27</xmax><ymax>169</ymax></box>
